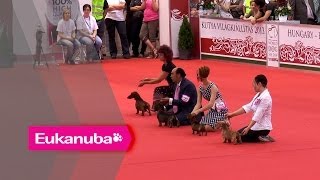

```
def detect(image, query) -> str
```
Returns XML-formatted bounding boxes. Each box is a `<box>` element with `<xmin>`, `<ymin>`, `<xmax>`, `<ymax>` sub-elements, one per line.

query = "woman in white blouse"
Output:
<box><xmin>77</xmin><ymin>4</ymin><xmax>102</xmax><ymax>60</ymax></box>
<box><xmin>227</xmin><ymin>74</ymin><xmax>275</xmax><ymax>142</ymax></box>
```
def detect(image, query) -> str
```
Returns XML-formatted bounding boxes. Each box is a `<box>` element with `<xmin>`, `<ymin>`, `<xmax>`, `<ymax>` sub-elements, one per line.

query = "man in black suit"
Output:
<box><xmin>289</xmin><ymin>0</ymin><xmax>318</xmax><ymax>24</ymax></box>
<box><xmin>161</xmin><ymin>67</ymin><xmax>197</xmax><ymax>125</ymax></box>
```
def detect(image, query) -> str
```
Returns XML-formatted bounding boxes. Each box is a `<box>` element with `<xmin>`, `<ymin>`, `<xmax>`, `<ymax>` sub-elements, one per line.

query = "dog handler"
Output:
<box><xmin>191</xmin><ymin>66</ymin><xmax>228</xmax><ymax>132</ymax></box>
<box><xmin>138</xmin><ymin>45</ymin><xmax>176</xmax><ymax>110</ymax></box>
<box><xmin>227</xmin><ymin>74</ymin><xmax>275</xmax><ymax>142</ymax></box>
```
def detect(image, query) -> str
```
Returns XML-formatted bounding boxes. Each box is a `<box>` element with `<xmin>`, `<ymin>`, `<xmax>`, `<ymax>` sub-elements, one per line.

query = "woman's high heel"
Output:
<box><xmin>153</xmin><ymin>48</ymin><xmax>158</xmax><ymax>58</ymax></box>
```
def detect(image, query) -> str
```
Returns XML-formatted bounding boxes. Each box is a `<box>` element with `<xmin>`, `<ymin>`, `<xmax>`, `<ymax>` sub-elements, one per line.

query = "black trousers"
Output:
<box><xmin>96</xmin><ymin>19</ymin><xmax>105</xmax><ymax>43</ymax></box>
<box><xmin>307</xmin><ymin>19</ymin><xmax>317</xmax><ymax>25</ymax></box>
<box><xmin>105</xmin><ymin>18</ymin><xmax>130</xmax><ymax>56</ymax></box>
<box><xmin>126</xmin><ymin>16</ymin><xmax>147</xmax><ymax>56</ymax></box>
<box><xmin>238</xmin><ymin>126</ymin><xmax>270</xmax><ymax>142</ymax></box>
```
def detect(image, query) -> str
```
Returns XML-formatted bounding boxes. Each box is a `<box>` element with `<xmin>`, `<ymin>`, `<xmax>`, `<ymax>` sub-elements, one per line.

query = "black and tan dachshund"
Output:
<box><xmin>187</xmin><ymin>113</ymin><xmax>207</xmax><ymax>136</ymax></box>
<box><xmin>127</xmin><ymin>91</ymin><xmax>151</xmax><ymax>116</ymax></box>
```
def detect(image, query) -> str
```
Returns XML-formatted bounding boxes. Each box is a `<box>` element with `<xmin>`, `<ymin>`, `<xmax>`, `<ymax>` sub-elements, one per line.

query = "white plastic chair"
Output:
<box><xmin>50</xmin><ymin>31</ymin><xmax>66</xmax><ymax>65</ymax></box>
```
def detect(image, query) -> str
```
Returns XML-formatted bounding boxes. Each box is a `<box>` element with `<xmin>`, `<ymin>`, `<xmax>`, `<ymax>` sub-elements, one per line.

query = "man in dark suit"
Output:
<box><xmin>289</xmin><ymin>0</ymin><xmax>318</xmax><ymax>24</ymax></box>
<box><xmin>161</xmin><ymin>67</ymin><xmax>197</xmax><ymax>125</ymax></box>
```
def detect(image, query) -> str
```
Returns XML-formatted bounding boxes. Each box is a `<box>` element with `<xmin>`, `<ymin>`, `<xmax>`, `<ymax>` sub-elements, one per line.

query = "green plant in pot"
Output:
<box><xmin>178</xmin><ymin>15</ymin><xmax>194</xmax><ymax>60</ymax></box>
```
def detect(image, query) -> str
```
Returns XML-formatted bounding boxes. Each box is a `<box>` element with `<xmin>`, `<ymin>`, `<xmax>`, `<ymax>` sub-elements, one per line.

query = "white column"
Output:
<box><xmin>159</xmin><ymin>0</ymin><xmax>171</xmax><ymax>47</ymax></box>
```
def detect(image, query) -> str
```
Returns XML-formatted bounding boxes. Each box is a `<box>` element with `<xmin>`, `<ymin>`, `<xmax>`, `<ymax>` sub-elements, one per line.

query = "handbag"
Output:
<box><xmin>230</xmin><ymin>0</ymin><xmax>243</xmax><ymax>18</ymax></box>
<box><xmin>230</xmin><ymin>10</ymin><xmax>243</xmax><ymax>19</ymax></box>
<box><xmin>131</xmin><ymin>0</ymin><xmax>144</xmax><ymax>18</ymax></box>
<box><xmin>132</xmin><ymin>10</ymin><xmax>143</xmax><ymax>18</ymax></box>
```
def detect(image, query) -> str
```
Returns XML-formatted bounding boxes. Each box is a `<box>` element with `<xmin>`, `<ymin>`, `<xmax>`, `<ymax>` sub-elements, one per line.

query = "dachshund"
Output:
<box><xmin>153</xmin><ymin>100</ymin><xmax>179</xmax><ymax>127</ymax></box>
<box><xmin>187</xmin><ymin>113</ymin><xmax>207</xmax><ymax>136</ymax></box>
<box><xmin>127</xmin><ymin>91</ymin><xmax>151</xmax><ymax>116</ymax></box>
<box><xmin>216</xmin><ymin>121</ymin><xmax>242</xmax><ymax>145</ymax></box>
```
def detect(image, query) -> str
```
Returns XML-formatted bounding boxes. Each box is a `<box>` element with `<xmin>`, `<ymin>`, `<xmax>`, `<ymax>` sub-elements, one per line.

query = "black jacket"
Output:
<box><xmin>172</xmin><ymin>78</ymin><xmax>197</xmax><ymax>115</ymax></box>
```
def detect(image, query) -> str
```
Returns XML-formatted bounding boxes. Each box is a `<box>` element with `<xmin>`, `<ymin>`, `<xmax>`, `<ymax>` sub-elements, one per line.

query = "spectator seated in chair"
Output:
<box><xmin>77</xmin><ymin>4</ymin><xmax>102</xmax><ymax>61</ymax></box>
<box><xmin>56</xmin><ymin>8</ymin><xmax>81</xmax><ymax>64</ymax></box>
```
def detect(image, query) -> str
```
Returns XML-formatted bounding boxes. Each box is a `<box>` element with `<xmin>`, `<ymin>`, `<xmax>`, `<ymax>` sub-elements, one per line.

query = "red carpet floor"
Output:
<box><xmin>102</xmin><ymin>59</ymin><xmax>320</xmax><ymax>180</ymax></box>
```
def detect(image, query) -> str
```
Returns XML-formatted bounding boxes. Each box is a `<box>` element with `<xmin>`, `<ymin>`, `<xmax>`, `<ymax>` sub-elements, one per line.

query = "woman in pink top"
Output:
<box><xmin>138</xmin><ymin>0</ymin><xmax>159</xmax><ymax>58</ymax></box>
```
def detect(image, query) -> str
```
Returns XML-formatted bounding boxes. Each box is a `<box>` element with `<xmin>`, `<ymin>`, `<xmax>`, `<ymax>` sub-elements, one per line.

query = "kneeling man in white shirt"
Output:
<box><xmin>227</xmin><ymin>74</ymin><xmax>275</xmax><ymax>142</ymax></box>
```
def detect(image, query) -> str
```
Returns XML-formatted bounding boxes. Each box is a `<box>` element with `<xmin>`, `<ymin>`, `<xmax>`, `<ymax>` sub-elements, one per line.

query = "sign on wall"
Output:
<box><xmin>279</xmin><ymin>24</ymin><xmax>320</xmax><ymax>68</ymax></box>
<box><xmin>46</xmin><ymin>0</ymin><xmax>81</xmax><ymax>44</ymax></box>
<box><xmin>266</xmin><ymin>23</ymin><xmax>279</xmax><ymax>67</ymax></box>
<box><xmin>200</xmin><ymin>18</ymin><xmax>267</xmax><ymax>61</ymax></box>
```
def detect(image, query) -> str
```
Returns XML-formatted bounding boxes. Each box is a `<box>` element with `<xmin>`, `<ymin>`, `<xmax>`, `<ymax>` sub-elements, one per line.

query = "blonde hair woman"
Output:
<box><xmin>56</xmin><ymin>8</ymin><xmax>81</xmax><ymax>64</ymax></box>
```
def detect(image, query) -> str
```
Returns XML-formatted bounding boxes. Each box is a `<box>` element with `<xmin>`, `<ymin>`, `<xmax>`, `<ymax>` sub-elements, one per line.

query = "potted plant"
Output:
<box><xmin>178</xmin><ymin>15</ymin><xmax>194</xmax><ymax>60</ymax></box>
<box><xmin>275</xmin><ymin>0</ymin><xmax>291</xmax><ymax>22</ymax></box>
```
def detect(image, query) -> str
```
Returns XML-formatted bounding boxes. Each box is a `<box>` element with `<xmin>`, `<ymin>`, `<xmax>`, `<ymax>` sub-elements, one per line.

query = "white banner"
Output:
<box><xmin>200</xmin><ymin>18</ymin><xmax>267</xmax><ymax>61</ymax></box>
<box><xmin>266</xmin><ymin>23</ymin><xmax>279</xmax><ymax>67</ymax></box>
<box><xmin>279</xmin><ymin>24</ymin><xmax>320</xmax><ymax>67</ymax></box>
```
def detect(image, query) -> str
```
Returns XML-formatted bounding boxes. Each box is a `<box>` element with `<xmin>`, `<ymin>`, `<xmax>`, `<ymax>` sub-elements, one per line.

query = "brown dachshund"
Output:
<box><xmin>187</xmin><ymin>113</ymin><xmax>207</xmax><ymax>136</ymax></box>
<box><xmin>127</xmin><ymin>91</ymin><xmax>151</xmax><ymax>116</ymax></box>
<box><xmin>167</xmin><ymin>115</ymin><xmax>180</xmax><ymax>128</ymax></box>
<box><xmin>216</xmin><ymin>121</ymin><xmax>242</xmax><ymax>145</ymax></box>
<box><xmin>153</xmin><ymin>100</ymin><xmax>179</xmax><ymax>127</ymax></box>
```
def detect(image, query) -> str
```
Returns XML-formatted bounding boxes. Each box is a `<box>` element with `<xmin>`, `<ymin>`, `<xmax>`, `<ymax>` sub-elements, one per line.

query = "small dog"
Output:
<box><xmin>167</xmin><ymin>115</ymin><xmax>180</xmax><ymax>128</ymax></box>
<box><xmin>153</xmin><ymin>102</ymin><xmax>169</xmax><ymax>126</ymax></box>
<box><xmin>153</xmin><ymin>101</ymin><xmax>179</xmax><ymax>127</ymax></box>
<box><xmin>127</xmin><ymin>91</ymin><xmax>151</xmax><ymax>116</ymax></box>
<box><xmin>216</xmin><ymin>121</ymin><xmax>242</xmax><ymax>145</ymax></box>
<box><xmin>187</xmin><ymin>113</ymin><xmax>207</xmax><ymax>136</ymax></box>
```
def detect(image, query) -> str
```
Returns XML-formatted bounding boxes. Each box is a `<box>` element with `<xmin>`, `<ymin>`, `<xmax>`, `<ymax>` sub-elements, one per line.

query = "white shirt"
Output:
<box><xmin>56</xmin><ymin>19</ymin><xmax>76</xmax><ymax>42</ymax></box>
<box><xmin>105</xmin><ymin>0</ymin><xmax>126</xmax><ymax>21</ymax></box>
<box><xmin>242</xmin><ymin>89</ymin><xmax>273</xmax><ymax>131</ymax></box>
<box><xmin>169</xmin><ymin>81</ymin><xmax>182</xmax><ymax>105</ymax></box>
<box><xmin>76</xmin><ymin>15</ymin><xmax>98</xmax><ymax>38</ymax></box>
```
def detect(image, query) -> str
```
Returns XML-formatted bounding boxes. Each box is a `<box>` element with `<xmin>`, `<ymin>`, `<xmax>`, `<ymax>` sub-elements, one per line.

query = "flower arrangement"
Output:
<box><xmin>203</xmin><ymin>1</ymin><xmax>215</xmax><ymax>10</ymax></box>
<box><xmin>199</xmin><ymin>0</ymin><xmax>215</xmax><ymax>10</ymax></box>
<box><xmin>275</xmin><ymin>0</ymin><xmax>291</xmax><ymax>17</ymax></box>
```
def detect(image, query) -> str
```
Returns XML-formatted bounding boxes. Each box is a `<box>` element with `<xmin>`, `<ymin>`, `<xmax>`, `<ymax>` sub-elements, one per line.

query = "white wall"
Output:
<box><xmin>79</xmin><ymin>0</ymin><xmax>92</xmax><ymax>14</ymax></box>
<box><xmin>12</xmin><ymin>0</ymin><xmax>46</xmax><ymax>55</ymax></box>
<box><xmin>159</xmin><ymin>0</ymin><xmax>171</xmax><ymax>47</ymax></box>
<box><xmin>12</xmin><ymin>0</ymin><xmax>89</xmax><ymax>55</ymax></box>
